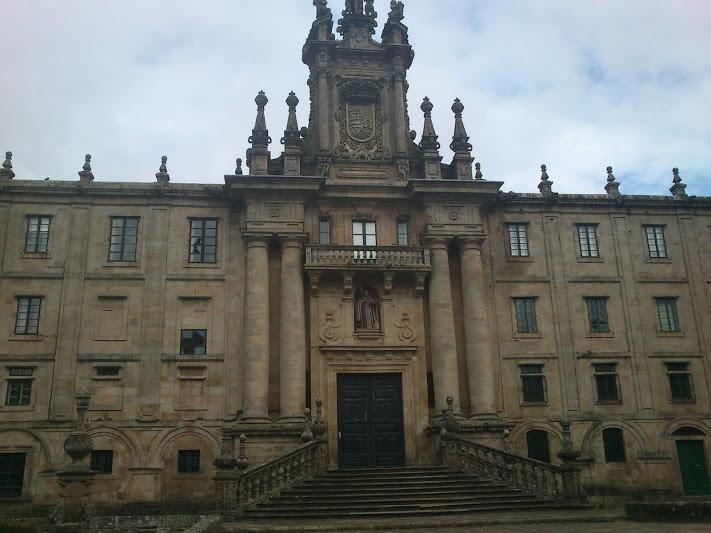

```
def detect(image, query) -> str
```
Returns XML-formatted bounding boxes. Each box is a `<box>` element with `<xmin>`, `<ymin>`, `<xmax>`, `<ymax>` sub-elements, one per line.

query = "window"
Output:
<box><xmin>95</xmin><ymin>367</ymin><xmax>121</xmax><ymax>377</ymax></box>
<box><xmin>507</xmin><ymin>224</ymin><xmax>529</xmax><ymax>257</ymax></box>
<box><xmin>109</xmin><ymin>217</ymin><xmax>139</xmax><ymax>262</ymax></box>
<box><xmin>189</xmin><ymin>219</ymin><xmax>217</xmax><ymax>263</ymax></box>
<box><xmin>180</xmin><ymin>329</ymin><xmax>207</xmax><ymax>356</ymax></box>
<box><xmin>526</xmin><ymin>430</ymin><xmax>550</xmax><ymax>463</ymax></box>
<box><xmin>585</xmin><ymin>297</ymin><xmax>610</xmax><ymax>333</ymax></box>
<box><xmin>593</xmin><ymin>363</ymin><xmax>620</xmax><ymax>403</ymax></box>
<box><xmin>602</xmin><ymin>428</ymin><xmax>626</xmax><ymax>463</ymax></box>
<box><xmin>90</xmin><ymin>450</ymin><xmax>114</xmax><ymax>474</ymax></box>
<box><xmin>514</xmin><ymin>298</ymin><xmax>537</xmax><ymax>333</ymax></box>
<box><xmin>656</xmin><ymin>298</ymin><xmax>680</xmax><ymax>332</ymax></box>
<box><xmin>645</xmin><ymin>225</ymin><xmax>667</xmax><ymax>258</ymax></box>
<box><xmin>5</xmin><ymin>367</ymin><xmax>33</xmax><ymax>407</ymax></box>
<box><xmin>353</xmin><ymin>221</ymin><xmax>377</xmax><ymax>260</ymax></box>
<box><xmin>397</xmin><ymin>220</ymin><xmax>409</xmax><ymax>246</ymax></box>
<box><xmin>319</xmin><ymin>217</ymin><xmax>331</xmax><ymax>245</ymax></box>
<box><xmin>25</xmin><ymin>215</ymin><xmax>51</xmax><ymax>253</ymax></box>
<box><xmin>666</xmin><ymin>362</ymin><xmax>694</xmax><ymax>402</ymax></box>
<box><xmin>14</xmin><ymin>297</ymin><xmax>42</xmax><ymax>335</ymax></box>
<box><xmin>0</xmin><ymin>453</ymin><xmax>26</xmax><ymax>497</ymax></box>
<box><xmin>577</xmin><ymin>224</ymin><xmax>599</xmax><ymax>258</ymax></box>
<box><xmin>178</xmin><ymin>450</ymin><xmax>200</xmax><ymax>474</ymax></box>
<box><xmin>520</xmin><ymin>365</ymin><xmax>546</xmax><ymax>403</ymax></box>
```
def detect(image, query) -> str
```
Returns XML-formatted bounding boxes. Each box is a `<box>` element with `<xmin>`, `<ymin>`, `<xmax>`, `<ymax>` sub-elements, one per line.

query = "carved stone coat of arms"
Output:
<box><xmin>337</xmin><ymin>80</ymin><xmax>385</xmax><ymax>160</ymax></box>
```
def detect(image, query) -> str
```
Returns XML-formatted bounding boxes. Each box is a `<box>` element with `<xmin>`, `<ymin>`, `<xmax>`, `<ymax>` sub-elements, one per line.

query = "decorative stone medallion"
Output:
<box><xmin>337</xmin><ymin>80</ymin><xmax>385</xmax><ymax>160</ymax></box>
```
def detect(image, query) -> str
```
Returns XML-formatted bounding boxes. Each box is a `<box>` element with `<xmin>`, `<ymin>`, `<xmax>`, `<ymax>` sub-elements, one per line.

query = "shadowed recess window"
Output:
<box><xmin>319</xmin><ymin>217</ymin><xmax>331</xmax><ymax>245</ymax></box>
<box><xmin>14</xmin><ymin>297</ymin><xmax>42</xmax><ymax>335</ymax></box>
<box><xmin>514</xmin><ymin>297</ymin><xmax>537</xmax><ymax>333</ymax></box>
<box><xmin>397</xmin><ymin>220</ymin><xmax>409</xmax><ymax>246</ymax></box>
<box><xmin>178</xmin><ymin>450</ymin><xmax>200</xmax><ymax>474</ymax></box>
<box><xmin>189</xmin><ymin>218</ymin><xmax>217</xmax><ymax>263</ymax></box>
<box><xmin>90</xmin><ymin>450</ymin><xmax>114</xmax><ymax>474</ymax></box>
<box><xmin>593</xmin><ymin>363</ymin><xmax>620</xmax><ymax>403</ymax></box>
<box><xmin>526</xmin><ymin>430</ymin><xmax>550</xmax><ymax>463</ymax></box>
<box><xmin>520</xmin><ymin>364</ymin><xmax>546</xmax><ymax>403</ymax></box>
<box><xmin>5</xmin><ymin>367</ymin><xmax>33</xmax><ymax>407</ymax></box>
<box><xmin>585</xmin><ymin>297</ymin><xmax>610</xmax><ymax>333</ymax></box>
<box><xmin>25</xmin><ymin>215</ymin><xmax>51</xmax><ymax>253</ymax></box>
<box><xmin>0</xmin><ymin>453</ymin><xmax>26</xmax><ymax>497</ymax></box>
<box><xmin>656</xmin><ymin>298</ymin><xmax>680</xmax><ymax>332</ymax></box>
<box><xmin>602</xmin><ymin>428</ymin><xmax>626</xmax><ymax>463</ymax></box>
<box><xmin>507</xmin><ymin>223</ymin><xmax>529</xmax><ymax>257</ymax></box>
<box><xmin>577</xmin><ymin>224</ymin><xmax>599</xmax><ymax>257</ymax></box>
<box><xmin>180</xmin><ymin>329</ymin><xmax>207</xmax><ymax>356</ymax></box>
<box><xmin>95</xmin><ymin>367</ymin><xmax>120</xmax><ymax>377</ymax></box>
<box><xmin>645</xmin><ymin>225</ymin><xmax>667</xmax><ymax>258</ymax></box>
<box><xmin>109</xmin><ymin>217</ymin><xmax>138</xmax><ymax>262</ymax></box>
<box><xmin>665</xmin><ymin>362</ymin><xmax>694</xmax><ymax>402</ymax></box>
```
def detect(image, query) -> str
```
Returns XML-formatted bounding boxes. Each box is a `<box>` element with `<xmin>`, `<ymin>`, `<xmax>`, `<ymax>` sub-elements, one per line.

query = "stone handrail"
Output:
<box><xmin>305</xmin><ymin>245</ymin><xmax>431</xmax><ymax>271</ymax></box>
<box><xmin>234</xmin><ymin>439</ymin><xmax>325</xmax><ymax>509</ymax></box>
<box><xmin>441</xmin><ymin>435</ymin><xmax>583</xmax><ymax>501</ymax></box>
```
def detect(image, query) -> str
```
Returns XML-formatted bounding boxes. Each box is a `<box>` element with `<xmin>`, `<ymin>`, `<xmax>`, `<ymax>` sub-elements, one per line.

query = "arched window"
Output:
<box><xmin>526</xmin><ymin>430</ymin><xmax>550</xmax><ymax>463</ymax></box>
<box><xmin>602</xmin><ymin>427</ymin><xmax>626</xmax><ymax>463</ymax></box>
<box><xmin>672</xmin><ymin>426</ymin><xmax>705</xmax><ymax>437</ymax></box>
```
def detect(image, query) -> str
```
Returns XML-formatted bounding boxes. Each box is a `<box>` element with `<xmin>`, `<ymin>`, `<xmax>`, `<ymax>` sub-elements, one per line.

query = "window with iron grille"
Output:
<box><xmin>397</xmin><ymin>220</ymin><xmax>409</xmax><ymax>246</ymax></box>
<box><xmin>665</xmin><ymin>362</ymin><xmax>694</xmax><ymax>402</ymax></box>
<box><xmin>14</xmin><ymin>297</ymin><xmax>42</xmax><ymax>335</ymax></box>
<box><xmin>25</xmin><ymin>215</ymin><xmax>51</xmax><ymax>253</ymax></box>
<box><xmin>178</xmin><ymin>450</ymin><xmax>200</xmax><ymax>474</ymax></box>
<box><xmin>189</xmin><ymin>219</ymin><xmax>217</xmax><ymax>263</ymax></box>
<box><xmin>319</xmin><ymin>218</ymin><xmax>331</xmax><ymax>245</ymax></box>
<box><xmin>645</xmin><ymin>225</ymin><xmax>667</xmax><ymax>258</ymax></box>
<box><xmin>602</xmin><ymin>428</ymin><xmax>626</xmax><ymax>463</ymax></box>
<box><xmin>0</xmin><ymin>453</ymin><xmax>26</xmax><ymax>497</ymax></box>
<box><xmin>585</xmin><ymin>297</ymin><xmax>610</xmax><ymax>333</ymax></box>
<box><xmin>507</xmin><ymin>224</ymin><xmax>529</xmax><ymax>257</ymax></box>
<box><xmin>593</xmin><ymin>363</ymin><xmax>620</xmax><ymax>403</ymax></box>
<box><xmin>656</xmin><ymin>298</ymin><xmax>680</xmax><ymax>332</ymax></box>
<box><xmin>514</xmin><ymin>298</ymin><xmax>537</xmax><ymax>333</ymax></box>
<box><xmin>180</xmin><ymin>329</ymin><xmax>207</xmax><ymax>356</ymax></box>
<box><xmin>577</xmin><ymin>224</ymin><xmax>599</xmax><ymax>257</ymax></box>
<box><xmin>520</xmin><ymin>365</ymin><xmax>546</xmax><ymax>403</ymax></box>
<box><xmin>526</xmin><ymin>430</ymin><xmax>550</xmax><ymax>463</ymax></box>
<box><xmin>90</xmin><ymin>450</ymin><xmax>114</xmax><ymax>474</ymax></box>
<box><xmin>108</xmin><ymin>217</ymin><xmax>139</xmax><ymax>262</ymax></box>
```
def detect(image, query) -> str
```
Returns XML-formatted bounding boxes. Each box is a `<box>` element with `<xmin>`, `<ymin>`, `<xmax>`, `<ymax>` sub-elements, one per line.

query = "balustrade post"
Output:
<box><xmin>556</xmin><ymin>420</ymin><xmax>585</xmax><ymax>501</ymax></box>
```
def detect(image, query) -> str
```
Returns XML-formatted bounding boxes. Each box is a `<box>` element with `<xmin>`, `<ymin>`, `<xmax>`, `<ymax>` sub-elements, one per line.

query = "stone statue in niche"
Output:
<box><xmin>355</xmin><ymin>288</ymin><xmax>380</xmax><ymax>330</ymax></box>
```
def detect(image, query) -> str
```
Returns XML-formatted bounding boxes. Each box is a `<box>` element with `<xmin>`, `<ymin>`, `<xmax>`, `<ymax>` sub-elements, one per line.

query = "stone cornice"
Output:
<box><xmin>494</xmin><ymin>191</ymin><xmax>711</xmax><ymax>210</ymax></box>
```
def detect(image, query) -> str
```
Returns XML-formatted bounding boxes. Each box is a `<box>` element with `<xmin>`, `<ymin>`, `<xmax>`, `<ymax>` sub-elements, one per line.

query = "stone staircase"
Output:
<box><xmin>238</xmin><ymin>465</ymin><xmax>577</xmax><ymax>520</ymax></box>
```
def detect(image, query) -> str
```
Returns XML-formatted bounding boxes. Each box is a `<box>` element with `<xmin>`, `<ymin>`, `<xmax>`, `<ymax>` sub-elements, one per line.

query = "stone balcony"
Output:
<box><xmin>304</xmin><ymin>245</ymin><xmax>431</xmax><ymax>273</ymax></box>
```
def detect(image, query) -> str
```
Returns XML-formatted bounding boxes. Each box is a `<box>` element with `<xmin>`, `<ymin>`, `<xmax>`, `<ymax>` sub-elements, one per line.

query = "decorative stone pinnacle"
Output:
<box><xmin>538</xmin><ymin>164</ymin><xmax>554</xmax><ymax>196</ymax></box>
<box><xmin>313</xmin><ymin>398</ymin><xmax>326</xmax><ymax>439</ymax></box>
<box><xmin>474</xmin><ymin>162</ymin><xmax>484</xmax><ymax>180</ymax></box>
<box><xmin>281</xmin><ymin>91</ymin><xmax>302</xmax><ymax>147</ymax></box>
<box><xmin>421</xmin><ymin>96</ymin><xmax>433</xmax><ymax>116</ymax></box>
<box><xmin>156</xmin><ymin>155</ymin><xmax>170</xmax><ymax>183</ymax></box>
<box><xmin>450</xmin><ymin>98</ymin><xmax>473</xmax><ymax>153</ymax></box>
<box><xmin>338</xmin><ymin>0</ymin><xmax>377</xmax><ymax>37</ymax></box>
<box><xmin>556</xmin><ymin>419</ymin><xmax>581</xmax><ymax>462</ymax></box>
<box><xmin>78</xmin><ymin>154</ymin><xmax>94</xmax><ymax>182</ymax></box>
<box><xmin>605</xmin><ymin>165</ymin><xmax>621</xmax><ymax>197</ymax></box>
<box><xmin>388</xmin><ymin>0</ymin><xmax>405</xmax><ymax>22</ymax></box>
<box><xmin>420</xmin><ymin>97</ymin><xmax>440</xmax><ymax>152</ymax></box>
<box><xmin>236</xmin><ymin>433</ymin><xmax>249</xmax><ymax>470</ymax></box>
<box><xmin>670</xmin><ymin>167</ymin><xmax>687</xmax><ymax>199</ymax></box>
<box><xmin>0</xmin><ymin>151</ymin><xmax>14</xmax><ymax>180</ymax></box>
<box><xmin>249</xmin><ymin>90</ymin><xmax>272</xmax><ymax>148</ymax></box>
<box><xmin>235</xmin><ymin>158</ymin><xmax>243</xmax><ymax>175</ymax></box>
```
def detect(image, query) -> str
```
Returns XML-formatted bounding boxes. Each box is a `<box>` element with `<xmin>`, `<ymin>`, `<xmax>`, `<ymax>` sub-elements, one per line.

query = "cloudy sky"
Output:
<box><xmin>2</xmin><ymin>0</ymin><xmax>710</xmax><ymax>195</ymax></box>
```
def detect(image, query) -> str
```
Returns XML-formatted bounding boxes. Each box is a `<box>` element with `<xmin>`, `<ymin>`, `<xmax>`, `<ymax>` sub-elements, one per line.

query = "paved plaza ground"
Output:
<box><xmin>395</xmin><ymin>522</ymin><xmax>711</xmax><ymax>533</ymax></box>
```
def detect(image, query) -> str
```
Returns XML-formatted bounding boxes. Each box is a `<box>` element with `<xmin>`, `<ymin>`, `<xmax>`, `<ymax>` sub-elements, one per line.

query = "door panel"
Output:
<box><xmin>676</xmin><ymin>440</ymin><xmax>711</xmax><ymax>496</ymax></box>
<box><xmin>338</xmin><ymin>373</ymin><xmax>405</xmax><ymax>469</ymax></box>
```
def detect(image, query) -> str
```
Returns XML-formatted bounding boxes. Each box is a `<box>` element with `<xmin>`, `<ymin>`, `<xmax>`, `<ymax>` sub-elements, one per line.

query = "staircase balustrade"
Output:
<box><xmin>305</xmin><ymin>245</ymin><xmax>431</xmax><ymax>271</ymax></box>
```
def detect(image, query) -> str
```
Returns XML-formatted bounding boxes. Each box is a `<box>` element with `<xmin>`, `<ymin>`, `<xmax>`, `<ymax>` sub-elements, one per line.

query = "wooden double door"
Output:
<box><xmin>337</xmin><ymin>373</ymin><xmax>405</xmax><ymax>469</ymax></box>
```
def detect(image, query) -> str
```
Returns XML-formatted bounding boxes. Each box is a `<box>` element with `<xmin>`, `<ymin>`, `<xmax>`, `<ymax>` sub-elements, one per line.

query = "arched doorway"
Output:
<box><xmin>672</xmin><ymin>426</ymin><xmax>711</xmax><ymax>496</ymax></box>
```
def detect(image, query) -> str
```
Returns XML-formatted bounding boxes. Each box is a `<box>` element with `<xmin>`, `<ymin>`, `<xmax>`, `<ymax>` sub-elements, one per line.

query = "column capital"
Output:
<box><xmin>244</xmin><ymin>234</ymin><xmax>270</xmax><ymax>248</ymax></box>
<box><xmin>424</xmin><ymin>235</ymin><xmax>450</xmax><ymax>249</ymax></box>
<box><xmin>280</xmin><ymin>234</ymin><xmax>307</xmax><ymax>249</ymax></box>
<box><xmin>459</xmin><ymin>235</ymin><xmax>487</xmax><ymax>252</ymax></box>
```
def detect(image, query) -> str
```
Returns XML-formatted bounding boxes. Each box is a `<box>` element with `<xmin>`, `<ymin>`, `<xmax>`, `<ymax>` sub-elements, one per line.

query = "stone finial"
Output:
<box><xmin>388</xmin><ymin>0</ymin><xmax>405</xmax><ymax>22</ymax></box>
<box><xmin>301</xmin><ymin>408</ymin><xmax>314</xmax><ymax>442</ymax></box>
<box><xmin>605</xmin><ymin>165</ymin><xmax>621</xmax><ymax>197</ymax></box>
<box><xmin>235</xmin><ymin>434</ymin><xmax>249</xmax><ymax>470</ymax></box>
<box><xmin>62</xmin><ymin>390</ymin><xmax>94</xmax><ymax>470</ymax></box>
<box><xmin>155</xmin><ymin>155</ymin><xmax>170</xmax><ymax>183</ymax></box>
<box><xmin>419</xmin><ymin>97</ymin><xmax>440</xmax><ymax>151</ymax></box>
<box><xmin>281</xmin><ymin>91</ymin><xmax>301</xmax><ymax>147</ymax></box>
<box><xmin>538</xmin><ymin>164</ymin><xmax>553</xmax><ymax>196</ymax></box>
<box><xmin>450</xmin><ymin>98</ymin><xmax>473</xmax><ymax>153</ymax></box>
<box><xmin>556</xmin><ymin>419</ymin><xmax>581</xmax><ymax>462</ymax></box>
<box><xmin>78</xmin><ymin>154</ymin><xmax>94</xmax><ymax>183</ymax></box>
<box><xmin>0</xmin><ymin>151</ymin><xmax>15</xmax><ymax>180</ymax></box>
<box><xmin>249</xmin><ymin>90</ymin><xmax>271</xmax><ymax>148</ymax></box>
<box><xmin>503</xmin><ymin>428</ymin><xmax>512</xmax><ymax>452</ymax></box>
<box><xmin>314</xmin><ymin>0</ymin><xmax>331</xmax><ymax>18</ymax></box>
<box><xmin>670</xmin><ymin>167</ymin><xmax>687</xmax><ymax>199</ymax></box>
<box><xmin>442</xmin><ymin>395</ymin><xmax>458</xmax><ymax>434</ymax></box>
<box><xmin>235</xmin><ymin>158</ymin><xmax>243</xmax><ymax>175</ymax></box>
<box><xmin>313</xmin><ymin>398</ymin><xmax>326</xmax><ymax>439</ymax></box>
<box><xmin>474</xmin><ymin>162</ymin><xmax>484</xmax><ymax>180</ymax></box>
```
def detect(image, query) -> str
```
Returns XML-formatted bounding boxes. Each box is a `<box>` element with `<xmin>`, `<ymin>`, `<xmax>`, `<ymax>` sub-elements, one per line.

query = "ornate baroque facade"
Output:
<box><xmin>1</xmin><ymin>0</ymin><xmax>711</xmax><ymax>512</ymax></box>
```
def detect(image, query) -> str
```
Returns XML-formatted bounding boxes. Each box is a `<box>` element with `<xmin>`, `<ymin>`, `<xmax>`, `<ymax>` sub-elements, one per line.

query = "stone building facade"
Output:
<box><xmin>1</xmin><ymin>0</ymin><xmax>710</xmax><ymax>512</ymax></box>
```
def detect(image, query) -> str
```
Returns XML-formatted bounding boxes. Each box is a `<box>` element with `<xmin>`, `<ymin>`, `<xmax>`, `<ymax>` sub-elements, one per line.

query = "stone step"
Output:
<box><xmin>309</xmin><ymin>472</ymin><xmax>477</xmax><ymax>483</ymax></box>
<box><xmin>278</xmin><ymin>486</ymin><xmax>520</xmax><ymax>498</ymax></box>
<box><xmin>296</xmin><ymin>478</ymin><xmax>498</xmax><ymax>490</ymax></box>
<box><xmin>319</xmin><ymin>466</ymin><xmax>451</xmax><ymax>477</ymax></box>
<box><xmin>258</xmin><ymin>493</ymin><xmax>541</xmax><ymax>508</ymax></box>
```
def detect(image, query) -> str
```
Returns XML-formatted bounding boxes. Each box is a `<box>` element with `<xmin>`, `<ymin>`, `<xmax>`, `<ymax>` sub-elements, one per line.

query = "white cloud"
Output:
<box><xmin>1</xmin><ymin>0</ymin><xmax>709</xmax><ymax>195</ymax></box>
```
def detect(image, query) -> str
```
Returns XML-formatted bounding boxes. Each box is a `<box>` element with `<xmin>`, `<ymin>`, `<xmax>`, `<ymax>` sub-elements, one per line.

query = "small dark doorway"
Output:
<box><xmin>676</xmin><ymin>440</ymin><xmax>711</xmax><ymax>496</ymax></box>
<box><xmin>337</xmin><ymin>373</ymin><xmax>405</xmax><ymax>469</ymax></box>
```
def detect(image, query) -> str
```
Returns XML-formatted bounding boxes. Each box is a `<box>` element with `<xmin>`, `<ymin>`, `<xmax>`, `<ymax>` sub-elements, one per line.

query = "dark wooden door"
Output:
<box><xmin>677</xmin><ymin>440</ymin><xmax>711</xmax><ymax>496</ymax></box>
<box><xmin>337</xmin><ymin>373</ymin><xmax>405</xmax><ymax>469</ymax></box>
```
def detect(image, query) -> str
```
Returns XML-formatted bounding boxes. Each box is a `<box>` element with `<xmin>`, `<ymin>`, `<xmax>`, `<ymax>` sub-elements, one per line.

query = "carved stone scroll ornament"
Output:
<box><xmin>337</xmin><ymin>80</ymin><xmax>385</xmax><ymax>160</ymax></box>
<box><xmin>354</xmin><ymin>288</ymin><xmax>380</xmax><ymax>330</ymax></box>
<box><xmin>319</xmin><ymin>307</ymin><xmax>343</xmax><ymax>343</ymax></box>
<box><xmin>395</xmin><ymin>312</ymin><xmax>416</xmax><ymax>343</ymax></box>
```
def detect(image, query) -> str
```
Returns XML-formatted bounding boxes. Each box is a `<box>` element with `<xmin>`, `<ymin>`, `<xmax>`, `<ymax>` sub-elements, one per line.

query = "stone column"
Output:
<box><xmin>392</xmin><ymin>73</ymin><xmax>408</xmax><ymax>154</ymax></box>
<box><xmin>279</xmin><ymin>236</ymin><xmax>307</xmax><ymax>421</ymax></box>
<box><xmin>242</xmin><ymin>236</ymin><xmax>270</xmax><ymax>421</ymax></box>
<box><xmin>460</xmin><ymin>238</ymin><xmax>497</xmax><ymax>416</ymax></box>
<box><xmin>426</xmin><ymin>237</ymin><xmax>460</xmax><ymax>414</ymax></box>
<box><xmin>318</xmin><ymin>70</ymin><xmax>330</xmax><ymax>152</ymax></box>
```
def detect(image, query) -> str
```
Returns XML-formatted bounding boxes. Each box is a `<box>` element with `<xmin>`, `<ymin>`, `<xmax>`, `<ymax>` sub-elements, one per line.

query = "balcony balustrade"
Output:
<box><xmin>305</xmin><ymin>245</ymin><xmax>431</xmax><ymax>272</ymax></box>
